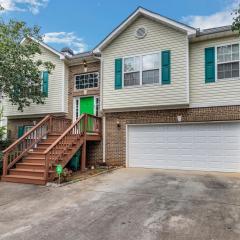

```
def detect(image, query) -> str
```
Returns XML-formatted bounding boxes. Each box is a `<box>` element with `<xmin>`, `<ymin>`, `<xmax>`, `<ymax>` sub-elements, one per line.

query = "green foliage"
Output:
<box><xmin>0</xmin><ymin>7</ymin><xmax>55</xmax><ymax>111</ymax></box>
<box><xmin>0</xmin><ymin>108</ymin><xmax>6</xmax><ymax>141</ymax></box>
<box><xmin>232</xmin><ymin>4</ymin><xmax>240</xmax><ymax>34</ymax></box>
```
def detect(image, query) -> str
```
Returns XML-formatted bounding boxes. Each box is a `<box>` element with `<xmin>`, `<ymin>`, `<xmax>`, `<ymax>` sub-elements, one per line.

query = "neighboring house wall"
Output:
<box><xmin>3</xmin><ymin>45</ymin><xmax>68</xmax><ymax>117</ymax></box>
<box><xmin>101</xmin><ymin>16</ymin><xmax>189</xmax><ymax>111</ymax></box>
<box><xmin>190</xmin><ymin>35</ymin><xmax>240</xmax><ymax>107</ymax></box>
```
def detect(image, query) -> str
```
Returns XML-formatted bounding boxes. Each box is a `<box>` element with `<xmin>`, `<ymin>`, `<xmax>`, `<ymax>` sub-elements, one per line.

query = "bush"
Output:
<box><xmin>0</xmin><ymin>139</ymin><xmax>11</xmax><ymax>151</ymax></box>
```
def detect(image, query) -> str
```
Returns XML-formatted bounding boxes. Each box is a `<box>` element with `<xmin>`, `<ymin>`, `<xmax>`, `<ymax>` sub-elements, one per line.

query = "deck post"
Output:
<box><xmin>81</xmin><ymin>115</ymin><xmax>87</xmax><ymax>171</ymax></box>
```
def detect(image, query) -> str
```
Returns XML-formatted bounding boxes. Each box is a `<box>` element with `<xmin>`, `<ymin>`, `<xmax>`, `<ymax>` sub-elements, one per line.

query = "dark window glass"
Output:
<box><xmin>142</xmin><ymin>69</ymin><xmax>159</xmax><ymax>84</ymax></box>
<box><xmin>75</xmin><ymin>73</ymin><xmax>99</xmax><ymax>89</ymax></box>
<box><xmin>124</xmin><ymin>72</ymin><xmax>140</xmax><ymax>86</ymax></box>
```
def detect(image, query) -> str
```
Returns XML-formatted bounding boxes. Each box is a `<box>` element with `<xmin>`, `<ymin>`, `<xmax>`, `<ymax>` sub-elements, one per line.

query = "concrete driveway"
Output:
<box><xmin>1</xmin><ymin>168</ymin><xmax>240</xmax><ymax>240</ymax></box>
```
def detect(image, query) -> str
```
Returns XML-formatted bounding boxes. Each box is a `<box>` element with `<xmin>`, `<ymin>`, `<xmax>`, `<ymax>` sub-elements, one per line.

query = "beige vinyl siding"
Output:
<box><xmin>190</xmin><ymin>35</ymin><xmax>240</xmax><ymax>107</ymax></box>
<box><xmin>3</xmin><ymin>46</ymin><xmax>67</xmax><ymax>117</ymax></box>
<box><xmin>64</xmin><ymin>63</ymin><xmax>69</xmax><ymax>113</ymax></box>
<box><xmin>101</xmin><ymin>16</ymin><xmax>189</xmax><ymax>111</ymax></box>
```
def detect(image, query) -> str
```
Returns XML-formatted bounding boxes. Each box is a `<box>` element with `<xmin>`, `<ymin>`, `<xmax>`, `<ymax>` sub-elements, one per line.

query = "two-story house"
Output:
<box><xmin>3</xmin><ymin>6</ymin><xmax>240</xmax><ymax>185</ymax></box>
<box><xmin>94</xmin><ymin>7</ymin><xmax>240</xmax><ymax>173</ymax></box>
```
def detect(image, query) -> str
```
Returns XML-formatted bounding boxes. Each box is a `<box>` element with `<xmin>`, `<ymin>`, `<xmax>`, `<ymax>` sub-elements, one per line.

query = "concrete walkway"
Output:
<box><xmin>1</xmin><ymin>168</ymin><xmax>240</xmax><ymax>240</ymax></box>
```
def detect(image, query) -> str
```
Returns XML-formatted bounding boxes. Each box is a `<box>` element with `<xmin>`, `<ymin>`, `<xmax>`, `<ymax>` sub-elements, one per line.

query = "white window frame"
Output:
<box><xmin>75</xmin><ymin>72</ymin><xmax>99</xmax><ymax>91</ymax></box>
<box><xmin>73</xmin><ymin>96</ymin><xmax>100</xmax><ymax>121</ymax></box>
<box><xmin>122</xmin><ymin>51</ymin><xmax>161</xmax><ymax>88</ymax></box>
<box><xmin>215</xmin><ymin>42</ymin><xmax>240</xmax><ymax>82</ymax></box>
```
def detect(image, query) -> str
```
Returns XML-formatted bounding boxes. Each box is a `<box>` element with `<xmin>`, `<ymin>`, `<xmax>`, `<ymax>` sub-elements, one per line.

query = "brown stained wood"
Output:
<box><xmin>2</xmin><ymin>114</ymin><xmax>102</xmax><ymax>185</ymax></box>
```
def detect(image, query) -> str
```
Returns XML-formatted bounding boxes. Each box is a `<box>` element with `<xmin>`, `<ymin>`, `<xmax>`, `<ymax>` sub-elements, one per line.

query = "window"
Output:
<box><xmin>217</xmin><ymin>44</ymin><xmax>240</xmax><ymax>80</ymax></box>
<box><xmin>75</xmin><ymin>72</ymin><xmax>99</xmax><ymax>90</ymax></box>
<box><xmin>142</xmin><ymin>54</ymin><xmax>160</xmax><ymax>84</ymax></box>
<box><xmin>124</xmin><ymin>56</ymin><xmax>140</xmax><ymax>86</ymax></box>
<box><xmin>135</xmin><ymin>27</ymin><xmax>147</xmax><ymax>39</ymax></box>
<box><xmin>95</xmin><ymin>97</ymin><xmax>100</xmax><ymax>116</ymax></box>
<box><xmin>75</xmin><ymin>99</ymin><xmax>79</xmax><ymax>120</ymax></box>
<box><xmin>123</xmin><ymin>53</ymin><xmax>161</xmax><ymax>87</ymax></box>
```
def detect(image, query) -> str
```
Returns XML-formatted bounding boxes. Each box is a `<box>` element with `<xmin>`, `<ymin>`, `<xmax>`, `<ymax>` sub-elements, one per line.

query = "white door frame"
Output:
<box><xmin>73</xmin><ymin>96</ymin><xmax>99</xmax><ymax>121</ymax></box>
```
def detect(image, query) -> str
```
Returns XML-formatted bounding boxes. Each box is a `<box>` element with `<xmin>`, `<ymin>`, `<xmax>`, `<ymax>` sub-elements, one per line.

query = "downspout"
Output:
<box><xmin>94</xmin><ymin>53</ymin><xmax>106</xmax><ymax>163</ymax></box>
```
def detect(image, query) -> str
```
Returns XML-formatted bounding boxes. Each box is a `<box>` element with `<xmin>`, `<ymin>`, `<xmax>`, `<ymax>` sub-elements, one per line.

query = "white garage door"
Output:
<box><xmin>127</xmin><ymin>123</ymin><xmax>240</xmax><ymax>172</ymax></box>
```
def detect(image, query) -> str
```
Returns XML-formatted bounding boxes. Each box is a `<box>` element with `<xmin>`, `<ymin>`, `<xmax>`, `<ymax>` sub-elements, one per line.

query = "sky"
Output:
<box><xmin>0</xmin><ymin>0</ymin><xmax>239</xmax><ymax>53</ymax></box>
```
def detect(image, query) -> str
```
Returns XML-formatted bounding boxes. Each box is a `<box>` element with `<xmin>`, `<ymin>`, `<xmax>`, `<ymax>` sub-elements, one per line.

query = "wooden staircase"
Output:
<box><xmin>1</xmin><ymin>114</ymin><xmax>101</xmax><ymax>185</ymax></box>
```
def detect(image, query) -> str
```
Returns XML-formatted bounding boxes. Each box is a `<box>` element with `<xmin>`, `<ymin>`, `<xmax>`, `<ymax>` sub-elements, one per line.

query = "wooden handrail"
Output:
<box><xmin>3</xmin><ymin>114</ymin><xmax>51</xmax><ymax>154</ymax></box>
<box><xmin>43</xmin><ymin>114</ymin><xmax>85</xmax><ymax>154</ymax></box>
<box><xmin>43</xmin><ymin>114</ymin><xmax>102</xmax><ymax>181</ymax></box>
<box><xmin>2</xmin><ymin>114</ymin><xmax>71</xmax><ymax>177</ymax></box>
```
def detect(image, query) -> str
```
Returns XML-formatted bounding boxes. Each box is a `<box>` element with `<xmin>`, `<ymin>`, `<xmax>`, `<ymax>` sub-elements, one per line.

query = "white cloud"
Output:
<box><xmin>0</xmin><ymin>0</ymin><xmax>49</xmax><ymax>14</ymax></box>
<box><xmin>182</xmin><ymin>0</ymin><xmax>239</xmax><ymax>29</ymax></box>
<box><xmin>43</xmin><ymin>32</ymin><xmax>88</xmax><ymax>54</ymax></box>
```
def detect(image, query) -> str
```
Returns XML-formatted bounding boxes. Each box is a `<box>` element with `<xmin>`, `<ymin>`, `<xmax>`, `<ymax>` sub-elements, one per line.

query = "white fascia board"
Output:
<box><xmin>21</xmin><ymin>37</ymin><xmax>65</xmax><ymax>60</ymax></box>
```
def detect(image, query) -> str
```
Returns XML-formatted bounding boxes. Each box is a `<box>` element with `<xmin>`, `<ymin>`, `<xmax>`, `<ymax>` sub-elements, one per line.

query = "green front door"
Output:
<box><xmin>80</xmin><ymin>97</ymin><xmax>94</xmax><ymax>115</ymax></box>
<box><xmin>80</xmin><ymin>97</ymin><xmax>94</xmax><ymax>132</ymax></box>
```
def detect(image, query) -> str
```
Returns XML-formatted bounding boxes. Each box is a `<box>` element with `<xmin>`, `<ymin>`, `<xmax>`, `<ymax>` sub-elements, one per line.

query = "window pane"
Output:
<box><xmin>224</xmin><ymin>54</ymin><xmax>231</xmax><ymax>62</ymax></box>
<box><xmin>124</xmin><ymin>72</ymin><xmax>140</xmax><ymax>86</ymax></box>
<box><xmin>217</xmin><ymin>46</ymin><xmax>224</xmax><ymax>55</ymax></box>
<box><xmin>224</xmin><ymin>45</ymin><xmax>231</xmax><ymax>54</ymax></box>
<box><xmin>75</xmin><ymin>73</ymin><xmax>99</xmax><ymax>89</ymax></box>
<box><xmin>142</xmin><ymin>54</ymin><xmax>159</xmax><ymax>71</ymax></box>
<box><xmin>124</xmin><ymin>57</ymin><xmax>140</xmax><ymax>72</ymax></box>
<box><xmin>218</xmin><ymin>44</ymin><xmax>239</xmax><ymax>63</ymax></box>
<box><xmin>232</xmin><ymin>62</ymin><xmax>239</xmax><ymax>78</ymax></box>
<box><xmin>232</xmin><ymin>44</ymin><xmax>239</xmax><ymax>53</ymax></box>
<box><xmin>142</xmin><ymin>70</ymin><xmax>159</xmax><ymax>84</ymax></box>
<box><xmin>232</xmin><ymin>53</ymin><xmax>239</xmax><ymax>61</ymax></box>
<box><xmin>217</xmin><ymin>54</ymin><xmax>224</xmax><ymax>63</ymax></box>
<box><xmin>218</xmin><ymin>62</ymin><xmax>239</xmax><ymax>79</ymax></box>
<box><xmin>218</xmin><ymin>71</ymin><xmax>224</xmax><ymax>79</ymax></box>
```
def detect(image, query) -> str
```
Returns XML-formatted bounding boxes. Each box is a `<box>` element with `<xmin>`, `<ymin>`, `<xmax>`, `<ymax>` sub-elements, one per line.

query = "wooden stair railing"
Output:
<box><xmin>2</xmin><ymin>115</ymin><xmax>71</xmax><ymax>177</ymax></box>
<box><xmin>43</xmin><ymin>114</ymin><xmax>101</xmax><ymax>181</ymax></box>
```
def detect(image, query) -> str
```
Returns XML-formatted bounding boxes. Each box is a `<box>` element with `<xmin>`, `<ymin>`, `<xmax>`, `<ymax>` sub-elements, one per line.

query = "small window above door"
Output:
<box><xmin>75</xmin><ymin>72</ymin><xmax>99</xmax><ymax>90</ymax></box>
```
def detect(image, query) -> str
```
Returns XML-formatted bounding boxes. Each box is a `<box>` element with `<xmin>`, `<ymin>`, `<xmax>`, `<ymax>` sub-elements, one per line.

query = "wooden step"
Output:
<box><xmin>16</xmin><ymin>163</ymin><xmax>45</xmax><ymax>170</ymax></box>
<box><xmin>9</xmin><ymin>169</ymin><xmax>45</xmax><ymax>178</ymax></box>
<box><xmin>2</xmin><ymin>175</ymin><xmax>46</xmax><ymax>185</ymax></box>
<box><xmin>27</xmin><ymin>152</ymin><xmax>45</xmax><ymax>158</ymax></box>
<box><xmin>9</xmin><ymin>168</ymin><xmax>54</xmax><ymax>177</ymax></box>
<box><xmin>32</xmin><ymin>147</ymin><xmax>47</xmax><ymax>152</ymax></box>
<box><xmin>24</xmin><ymin>156</ymin><xmax>45</xmax><ymax>160</ymax></box>
<box><xmin>22</xmin><ymin>158</ymin><xmax>45</xmax><ymax>164</ymax></box>
<box><xmin>48</xmin><ymin>133</ymin><xmax>62</xmax><ymax>136</ymax></box>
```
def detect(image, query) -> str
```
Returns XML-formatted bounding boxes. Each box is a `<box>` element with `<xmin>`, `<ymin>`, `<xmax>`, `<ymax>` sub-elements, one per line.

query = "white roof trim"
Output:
<box><xmin>21</xmin><ymin>37</ymin><xmax>65</xmax><ymax>60</ymax></box>
<box><xmin>93</xmin><ymin>7</ymin><xmax>196</xmax><ymax>53</ymax></box>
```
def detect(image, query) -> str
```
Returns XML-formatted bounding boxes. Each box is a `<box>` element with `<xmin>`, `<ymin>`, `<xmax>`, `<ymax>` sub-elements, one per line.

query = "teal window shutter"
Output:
<box><xmin>42</xmin><ymin>71</ymin><xmax>49</xmax><ymax>97</ymax></box>
<box><xmin>205</xmin><ymin>47</ymin><xmax>215</xmax><ymax>83</ymax></box>
<box><xmin>115</xmin><ymin>59</ymin><xmax>122</xmax><ymax>89</ymax></box>
<box><xmin>18</xmin><ymin>126</ymin><xmax>25</xmax><ymax>138</ymax></box>
<box><xmin>162</xmin><ymin>51</ymin><xmax>171</xmax><ymax>84</ymax></box>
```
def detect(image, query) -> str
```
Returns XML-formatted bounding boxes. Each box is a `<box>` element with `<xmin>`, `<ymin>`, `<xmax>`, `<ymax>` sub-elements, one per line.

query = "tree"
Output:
<box><xmin>0</xmin><ymin>107</ymin><xmax>5</xmax><ymax>141</ymax></box>
<box><xmin>0</xmin><ymin>6</ymin><xmax>54</xmax><ymax>111</ymax></box>
<box><xmin>232</xmin><ymin>4</ymin><xmax>240</xmax><ymax>34</ymax></box>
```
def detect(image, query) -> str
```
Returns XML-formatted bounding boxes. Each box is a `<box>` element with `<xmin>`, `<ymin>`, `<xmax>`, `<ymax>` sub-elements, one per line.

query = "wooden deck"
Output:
<box><xmin>2</xmin><ymin>114</ymin><xmax>101</xmax><ymax>185</ymax></box>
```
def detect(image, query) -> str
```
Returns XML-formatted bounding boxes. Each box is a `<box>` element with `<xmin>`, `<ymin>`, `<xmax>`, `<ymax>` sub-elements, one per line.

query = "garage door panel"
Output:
<box><xmin>128</xmin><ymin>123</ymin><xmax>240</xmax><ymax>172</ymax></box>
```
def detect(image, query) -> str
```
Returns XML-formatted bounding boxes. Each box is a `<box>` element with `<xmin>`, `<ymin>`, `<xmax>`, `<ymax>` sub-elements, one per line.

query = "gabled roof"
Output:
<box><xmin>21</xmin><ymin>37</ymin><xmax>65</xmax><ymax>60</ymax></box>
<box><xmin>93</xmin><ymin>6</ymin><xmax>196</xmax><ymax>52</ymax></box>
